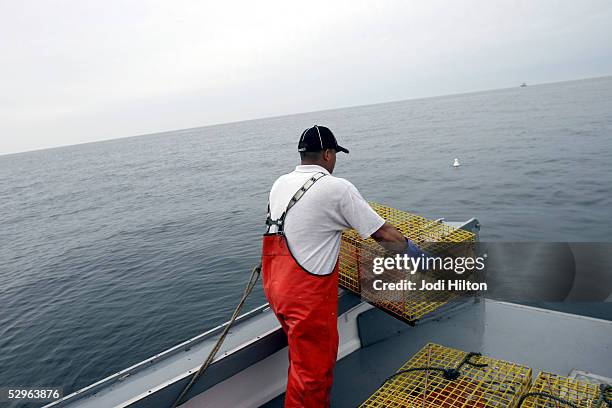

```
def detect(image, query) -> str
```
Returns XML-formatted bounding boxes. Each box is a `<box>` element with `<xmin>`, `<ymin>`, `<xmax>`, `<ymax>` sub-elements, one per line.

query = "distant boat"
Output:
<box><xmin>453</xmin><ymin>158</ymin><xmax>461</xmax><ymax>167</ymax></box>
<box><xmin>520</xmin><ymin>82</ymin><xmax>527</xmax><ymax>88</ymax></box>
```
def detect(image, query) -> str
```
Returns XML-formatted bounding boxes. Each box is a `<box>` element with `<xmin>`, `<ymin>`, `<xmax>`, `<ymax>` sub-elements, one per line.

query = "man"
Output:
<box><xmin>262</xmin><ymin>125</ymin><xmax>411</xmax><ymax>407</ymax></box>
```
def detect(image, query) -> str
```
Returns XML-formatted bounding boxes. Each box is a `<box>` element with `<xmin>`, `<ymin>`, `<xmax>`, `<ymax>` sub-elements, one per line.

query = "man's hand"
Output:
<box><xmin>371</xmin><ymin>222</ymin><xmax>433</xmax><ymax>272</ymax></box>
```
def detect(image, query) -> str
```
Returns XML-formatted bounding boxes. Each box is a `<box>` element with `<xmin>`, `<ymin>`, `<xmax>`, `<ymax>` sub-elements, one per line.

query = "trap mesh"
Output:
<box><xmin>520</xmin><ymin>372</ymin><xmax>605</xmax><ymax>408</ymax></box>
<box><xmin>360</xmin><ymin>343</ymin><xmax>532</xmax><ymax>408</ymax></box>
<box><xmin>339</xmin><ymin>202</ymin><xmax>477</xmax><ymax>323</ymax></box>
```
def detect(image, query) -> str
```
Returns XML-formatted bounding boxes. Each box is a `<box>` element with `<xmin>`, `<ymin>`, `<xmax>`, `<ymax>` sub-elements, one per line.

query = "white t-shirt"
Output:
<box><xmin>268</xmin><ymin>164</ymin><xmax>385</xmax><ymax>275</ymax></box>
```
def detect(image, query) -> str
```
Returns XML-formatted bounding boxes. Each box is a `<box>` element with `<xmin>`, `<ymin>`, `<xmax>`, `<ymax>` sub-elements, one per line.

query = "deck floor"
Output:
<box><xmin>262</xmin><ymin>300</ymin><xmax>612</xmax><ymax>407</ymax></box>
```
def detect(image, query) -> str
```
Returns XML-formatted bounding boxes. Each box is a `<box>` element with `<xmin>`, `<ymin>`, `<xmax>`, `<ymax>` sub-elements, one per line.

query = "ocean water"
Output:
<box><xmin>1</xmin><ymin>77</ymin><xmax>612</xmax><ymax>405</ymax></box>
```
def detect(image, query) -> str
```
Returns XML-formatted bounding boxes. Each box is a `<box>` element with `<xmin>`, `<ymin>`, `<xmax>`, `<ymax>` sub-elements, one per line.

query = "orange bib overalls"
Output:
<box><xmin>262</xmin><ymin>172</ymin><xmax>339</xmax><ymax>408</ymax></box>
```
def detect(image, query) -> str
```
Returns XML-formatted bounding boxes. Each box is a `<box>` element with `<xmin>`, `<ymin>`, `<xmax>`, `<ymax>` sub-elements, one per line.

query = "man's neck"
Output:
<box><xmin>300</xmin><ymin>162</ymin><xmax>331</xmax><ymax>173</ymax></box>
<box><xmin>300</xmin><ymin>161</ymin><xmax>331</xmax><ymax>174</ymax></box>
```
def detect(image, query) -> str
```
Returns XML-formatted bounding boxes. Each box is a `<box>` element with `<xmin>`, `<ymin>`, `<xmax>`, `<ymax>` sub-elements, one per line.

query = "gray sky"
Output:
<box><xmin>1</xmin><ymin>1</ymin><xmax>612</xmax><ymax>156</ymax></box>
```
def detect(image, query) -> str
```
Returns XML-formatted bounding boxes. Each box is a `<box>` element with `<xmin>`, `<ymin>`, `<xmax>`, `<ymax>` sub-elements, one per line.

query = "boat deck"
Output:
<box><xmin>41</xmin><ymin>217</ymin><xmax>612</xmax><ymax>408</ymax></box>
<box><xmin>262</xmin><ymin>299</ymin><xmax>612</xmax><ymax>407</ymax></box>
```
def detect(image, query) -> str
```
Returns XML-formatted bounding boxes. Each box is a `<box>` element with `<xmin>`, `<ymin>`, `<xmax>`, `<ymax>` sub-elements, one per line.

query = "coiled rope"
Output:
<box><xmin>170</xmin><ymin>263</ymin><xmax>262</xmax><ymax>408</ymax></box>
<box><xmin>382</xmin><ymin>351</ymin><xmax>488</xmax><ymax>385</ymax></box>
<box><xmin>384</xmin><ymin>352</ymin><xmax>611</xmax><ymax>408</ymax></box>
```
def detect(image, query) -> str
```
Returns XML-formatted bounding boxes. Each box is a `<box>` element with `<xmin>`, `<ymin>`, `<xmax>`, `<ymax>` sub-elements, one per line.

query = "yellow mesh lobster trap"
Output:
<box><xmin>519</xmin><ymin>372</ymin><xmax>610</xmax><ymax>408</ymax></box>
<box><xmin>339</xmin><ymin>202</ymin><xmax>478</xmax><ymax>323</ymax></box>
<box><xmin>360</xmin><ymin>343</ymin><xmax>532</xmax><ymax>408</ymax></box>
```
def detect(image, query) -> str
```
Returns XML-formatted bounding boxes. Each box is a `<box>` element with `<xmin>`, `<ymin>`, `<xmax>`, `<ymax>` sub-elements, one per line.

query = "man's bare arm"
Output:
<box><xmin>370</xmin><ymin>222</ymin><xmax>407</xmax><ymax>253</ymax></box>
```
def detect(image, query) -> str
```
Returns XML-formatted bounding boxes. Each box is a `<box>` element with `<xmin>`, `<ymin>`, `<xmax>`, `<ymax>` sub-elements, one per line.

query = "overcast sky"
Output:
<box><xmin>1</xmin><ymin>1</ymin><xmax>612</xmax><ymax>156</ymax></box>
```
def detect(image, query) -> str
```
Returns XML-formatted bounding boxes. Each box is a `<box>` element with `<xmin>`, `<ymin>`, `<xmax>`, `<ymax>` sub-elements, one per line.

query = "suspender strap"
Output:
<box><xmin>266</xmin><ymin>172</ymin><xmax>326</xmax><ymax>233</ymax></box>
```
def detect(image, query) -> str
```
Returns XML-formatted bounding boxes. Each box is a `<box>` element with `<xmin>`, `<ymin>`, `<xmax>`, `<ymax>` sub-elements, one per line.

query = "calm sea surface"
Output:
<box><xmin>1</xmin><ymin>77</ymin><xmax>612</xmax><ymax>405</ymax></box>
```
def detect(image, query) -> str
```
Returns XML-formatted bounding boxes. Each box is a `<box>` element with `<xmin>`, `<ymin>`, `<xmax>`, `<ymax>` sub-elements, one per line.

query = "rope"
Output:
<box><xmin>382</xmin><ymin>351</ymin><xmax>488</xmax><ymax>385</ymax></box>
<box><xmin>518</xmin><ymin>392</ymin><xmax>578</xmax><ymax>408</ymax></box>
<box><xmin>544</xmin><ymin>375</ymin><xmax>561</xmax><ymax>408</ymax></box>
<box><xmin>170</xmin><ymin>263</ymin><xmax>262</xmax><ymax>408</ymax></box>
<box><xmin>379</xmin><ymin>347</ymin><xmax>610</xmax><ymax>408</ymax></box>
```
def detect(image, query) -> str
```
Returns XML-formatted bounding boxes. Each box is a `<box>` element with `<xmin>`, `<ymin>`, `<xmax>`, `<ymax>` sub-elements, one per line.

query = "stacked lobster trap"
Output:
<box><xmin>519</xmin><ymin>372</ymin><xmax>611</xmax><ymax>408</ymax></box>
<box><xmin>338</xmin><ymin>202</ymin><xmax>479</xmax><ymax>324</ymax></box>
<box><xmin>359</xmin><ymin>344</ymin><xmax>612</xmax><ymax>408</ymax></box>
<box><xmin>360</xmin><ymin>343</ymin><xmax>533</xmax><ymax>408</ymax></box>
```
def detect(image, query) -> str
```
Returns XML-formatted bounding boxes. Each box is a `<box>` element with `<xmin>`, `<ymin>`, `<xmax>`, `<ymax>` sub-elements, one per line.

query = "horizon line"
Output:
<box><xmin>2</xmin><ymin>73</ymin><xmax>611</xmax><ymax>158</ymax></box>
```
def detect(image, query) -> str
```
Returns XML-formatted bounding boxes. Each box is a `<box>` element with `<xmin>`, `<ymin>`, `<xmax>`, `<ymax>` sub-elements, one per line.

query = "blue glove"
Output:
<box><xmin>405</xmin><ymin>238</ymin><xmax>432</xmax><ymax>272</ymax></box>
<box><xmin>405</xmin><ymin>238</ymin><xmax>427</xmax><ymax>258</ymax></box>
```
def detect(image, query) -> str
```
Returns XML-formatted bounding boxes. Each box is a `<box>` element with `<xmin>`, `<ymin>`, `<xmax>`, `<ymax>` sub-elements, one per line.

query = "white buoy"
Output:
<box><xmin>453</xmin><ymin>158</ymin><xmax>461</xmax><ymax>167</ymax></box>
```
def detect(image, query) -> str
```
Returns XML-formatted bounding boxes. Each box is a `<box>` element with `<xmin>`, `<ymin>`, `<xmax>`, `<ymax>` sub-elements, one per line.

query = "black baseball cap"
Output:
<box><xmin>297</xmin><ymin>125</ymin><xmax>349</xmax><ymax>154</ymax></box>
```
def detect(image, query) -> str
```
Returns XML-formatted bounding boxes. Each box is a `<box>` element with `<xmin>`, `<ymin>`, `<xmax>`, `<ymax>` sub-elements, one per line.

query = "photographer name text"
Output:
<box><xmin>372</xmin><ymin>279</ymin><xmax>487</xmax><ymax>291</ymax></box>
